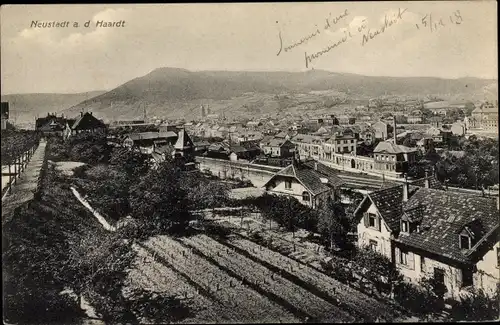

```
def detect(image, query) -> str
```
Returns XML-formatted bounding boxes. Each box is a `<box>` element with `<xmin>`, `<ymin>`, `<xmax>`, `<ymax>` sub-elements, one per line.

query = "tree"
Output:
<box><xmin>129</xmin><ymin>161</ymin><xmax>193</xmax><ymax>234</ymax></box>
<box><xmin>450</xmin><ymin>289</ymin><xmax>499</xmax><ymax>321</ymax></box>
<box><xmin>317</xmin><ymin>198</ymin><xmax>349</xmax><ymax>250</ymax></box>
<box><xmin>77</xmin><ymin>164</ymin><xmax>132</xmax><ymax>221</ymax></box>
<box><xmin>185</xmin><ymin>177</ymin><xmax>230</xmax><ymax>210</ymax></box>
<box><xmin>353</xmin><ymin>247</ymin><xmax>403</xmax><ymax>296</ymax></box>
<box><xmin>68</xmin><ymin>131</ymin><xmax>111</xmax><ymax>165</ymax></box>
<box><xmin>110</xmin><ymin>147</ymin><xmax>150</xmax><ymax>177</ymax></box>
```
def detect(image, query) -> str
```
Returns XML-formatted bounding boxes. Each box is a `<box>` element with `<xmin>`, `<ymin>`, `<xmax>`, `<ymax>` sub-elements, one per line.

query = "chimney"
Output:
<box><xmin>403</xmin><ymin>175</ymin><xmax>409</xmax><ymax>202</ymax></box>
<box><xmin>80</xmin><ymin>111</ymin><xmax>83</xmax><ymax>117</ymax></box>
<box><xmin>314</xmin><ymin>161</ymin><xmax>318</xmax><ymax>171</ymax></box>
<box><xmin>497</xmin><ymin>196</ymin><xmax>499</xmax><ymax>211</ymax></box>
<box><xmin>393</xmin><ymin>117</ymin><xmax>397</xmax><ymax>144</ymax></box>
<box><xmin>424</xmin><ymin>170</ymin><xmax>430</xmax><ymax>188</ymax></box>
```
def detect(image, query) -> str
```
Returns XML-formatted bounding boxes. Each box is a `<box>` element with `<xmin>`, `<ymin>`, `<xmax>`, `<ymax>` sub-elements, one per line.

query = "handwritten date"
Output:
<box><xmin>415</xmin><ymin>10</ymin><xmax>463</xmax><ymax>32</ymax></box>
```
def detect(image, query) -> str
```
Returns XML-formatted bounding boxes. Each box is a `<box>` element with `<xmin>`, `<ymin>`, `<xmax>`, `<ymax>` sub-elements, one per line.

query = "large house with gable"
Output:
<box><xmin>263</xmin><ymin>158</ymin><xmax>345</xmax><ymax>208</ymax></box>
<box><xmin>354</xmin><ymin>178</ymin><xmax>499</xmax><ymax>299</ymax></box>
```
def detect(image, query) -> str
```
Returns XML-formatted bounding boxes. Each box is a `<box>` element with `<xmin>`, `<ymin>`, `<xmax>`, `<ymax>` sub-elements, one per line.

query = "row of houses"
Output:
<box><xmin>35</xmin><ymin>112</ymin><xmax>107</xmax><ymax>138</ymax></box>
<box><xmin>255</xmin><ymin>156</ymin><xmax>498</xmax><ymax>299</ymax></box>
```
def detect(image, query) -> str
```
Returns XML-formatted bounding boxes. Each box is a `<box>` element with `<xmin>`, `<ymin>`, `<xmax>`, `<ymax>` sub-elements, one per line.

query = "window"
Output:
<box><xmin>460</xmin><ymin>234</ymin><xmax>471</xmax><ymax>249</ymax></box>
<box><xmin>395</xmin><ymin>247</ymin><xmax>415</xmax><ymax>270</ymax></box>
<box><xmin>434</xmin><ymin>268</ymin><xmax>445</xmax><ymax>286</ymax></box>
<box><xmin>462</xmin><ymin>268</ymin><xmax>473</xmax><ymax>287</ymax></box>
<box><xmin>401</xmin><ymin>220</ymin><xmax>409</xmax><ymax>233</ymax></box>
<box><xmin>285</xmin><ymin>180</ymin><xmax>292</xmax><ymax>190</ymax></box>
<box><xmin>420</xmin><ymin>256</ymin><xmax>425</xmax><ymax>271</ymax></box>
<box><xmin>369</xmin><ymin>240</ymin><xmax>378</xmax><ymax>252</ymax></box>
<box><xmin>302</xmin><ymin>192</ymin><xmax>310</xmax><ymax>202</ymax></box>
<box><xmin>368</xmin><ymin>214</ymin><xmax>377</xmax><ymax>228</ymax></box>
<box><xmin>497</xmin><ymin>247</ymin><xmax>500</xmax><ymax>268</ymax></box>
<box><xmin>400</xmin><ymin>250</ymin><xmax>408</xmax><ymax>265</ymax></box>
<box><xmin>351</xmin><ymin>139</ymin><xmax>354</xmax><ymax>143</ymax></box>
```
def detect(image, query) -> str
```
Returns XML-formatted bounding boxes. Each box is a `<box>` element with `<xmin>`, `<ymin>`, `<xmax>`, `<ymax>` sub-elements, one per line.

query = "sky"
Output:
<box><xmin>1</xmin><ymin>2</ymin><xmax>497</xmax><ymax>94</ymax></box>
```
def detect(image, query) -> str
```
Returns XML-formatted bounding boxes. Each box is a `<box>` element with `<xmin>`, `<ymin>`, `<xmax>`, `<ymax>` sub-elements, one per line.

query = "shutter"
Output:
<box><xmin>408</xmin><ymin>252</ymin><xmax>415</xmax><ymax>270</ymax></box>
<box><xmin>363</xmin><ymin>212</ymin><xmax>369</xmax><ymax>227</ymax></box>
<box><xmin>395</xmin><ymin>247</ymin><xmax>401</xmax><ymax>264</ymax></box>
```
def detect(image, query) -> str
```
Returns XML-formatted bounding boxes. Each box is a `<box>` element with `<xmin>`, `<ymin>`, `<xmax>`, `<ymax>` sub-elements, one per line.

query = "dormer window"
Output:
<box><xmin>302</xmin><ymin>192</ymin><xmax>310</xmax><ymax>202</ymax></box>
<box><xmin>460</xmin><ymin>234</ymin><xmax>471</xmax><ymax>250</ymax></box>
<box><xmin>401</xmin><ymin>220</ymin><xmax>409</xmax><ymax>233</ymax></box>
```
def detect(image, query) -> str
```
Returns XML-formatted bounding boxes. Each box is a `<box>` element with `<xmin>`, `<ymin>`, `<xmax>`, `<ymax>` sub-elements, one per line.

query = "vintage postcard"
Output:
<box><xmin>1</xmin><ymin>2</ymin><xmax>498</xmax><ymax>324</ymax></box>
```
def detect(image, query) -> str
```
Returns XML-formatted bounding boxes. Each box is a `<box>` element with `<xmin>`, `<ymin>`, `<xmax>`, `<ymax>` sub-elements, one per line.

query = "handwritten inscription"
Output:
<box><xmin>279</xmin><ymin>7</ymin><xmax>464</xmax><ymax>69</ymax></box>
<box><xmin>305</xmin><ymin>30</ymin><xmax>352</xmax><ymax>68</ymax></box>
<box><xmin>277</xmin><ymin>9</ymin><xmax>349</xmax><ymax>56</ymax></box>
<box><xmin>361</xmin><ymin>8</ymin><xmax>407</xmax><ymax>46</ymax></box>
<box><xmin>415</xmin><ymin>10</ymin><xmax>463</xmax><ymax>32</ymax></box>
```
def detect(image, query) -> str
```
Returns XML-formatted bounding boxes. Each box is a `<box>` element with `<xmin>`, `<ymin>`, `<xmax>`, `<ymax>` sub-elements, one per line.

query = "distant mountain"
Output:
<box><xmin>65</xmin><ymin>68</ymin><xmax>497</xmax><ymax>121</ymax></box>
<box><xmin>1</xmin><ymin>91</ymin><xmax>107</xmax><ymax>126</ymax></box>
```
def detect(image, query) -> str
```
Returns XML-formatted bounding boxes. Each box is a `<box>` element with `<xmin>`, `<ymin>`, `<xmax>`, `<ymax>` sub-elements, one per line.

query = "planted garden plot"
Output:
<box><xmin>142</xmin><ymin>236</ymin><xmax>299</xmax><ymax>323</ymax></box>
<box><xmin>227</xmin><ymin>236</ymin><xmax>402</xmax><ymax>322</ymax></box>
<box><xmin>126</xmin><ymin>245</ymin><xmax>239</xmax><ymax>324</ymax></box>
<box><xmin>179</xmin><ymin>234</ymin><xmax>356</xmax><ymax>323</ymax></box>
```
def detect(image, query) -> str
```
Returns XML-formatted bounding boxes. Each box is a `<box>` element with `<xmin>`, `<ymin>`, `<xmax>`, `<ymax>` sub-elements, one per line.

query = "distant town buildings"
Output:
<box><xmin>470</xmin><ymin>102</ymin><xmax>498</xmax><ymax>130</ymax></box>
<box><xmin>1</xmin><ymin>102</ymin><xmax>9</xmax><ymax>130</ymax></box>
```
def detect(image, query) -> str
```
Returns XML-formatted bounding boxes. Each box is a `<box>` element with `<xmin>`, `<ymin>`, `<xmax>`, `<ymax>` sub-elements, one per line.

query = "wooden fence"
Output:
<box><xmin>1</xmin><ymin>140</ymin><xmax>40</xmax><ymax>200</ymax></box>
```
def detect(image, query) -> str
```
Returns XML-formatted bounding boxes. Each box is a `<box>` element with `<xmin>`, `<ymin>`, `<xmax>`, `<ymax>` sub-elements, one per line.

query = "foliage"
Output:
<box><xmin>1</xmin><ymin>129</ymin><xmax>39</xmax><ymax>165</ymax></box>
<box><xmin>450</xmin><ymin>288</ymin><xmax>500</xmax><ymax>321</ymax></box>
<box><xmin>129</xmin><ymin>161</ymin><xmax>193</xmax><ymax>234</ymax></box>
<box><xmin>109</xmin><ymin>146</ymin><xmax>150</xmax><ymax>177</ymax></box>
<box><xmin>67</xmin><ymin>131</ymin><xmax>111</xmax><ymax>164</ymax></box>
<box><xmin>46</xmin><ymin>131</ymin><xmax>111</xmax><ymax>165</ymax></box>
<box><xmin>181</xmin><ymin>172</ymin><xmax>231</xmax><ymax>210</ymax></box>
<box><xmin>352</xmin><ymin>246</ymin><xmax>403</xmax><ymax>295</ymax></box>
<box><xmin>75</xmin><ymin>164</ymin><xmax>132</xmax><ymax>221</ymax></box>
<box><xmin>393</xmin><ymin>281</ymin><xmax>439</xmax><ymax>315</ymax></box>
<box><xmin>316</xmin><ymin>198</ymin><xmax>350</xmax><ymax>249</ymax></box>
<box><xmin>254</xmin><ymin>193</ymin><xmax>317</xmax><ymax>233</ymax></box>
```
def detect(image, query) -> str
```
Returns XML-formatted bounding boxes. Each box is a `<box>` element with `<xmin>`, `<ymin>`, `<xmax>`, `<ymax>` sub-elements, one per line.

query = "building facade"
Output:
<box><xmin>354</xmin><ymin>182</ymin><xmax>500</xmax><ymax>300</ymax></box>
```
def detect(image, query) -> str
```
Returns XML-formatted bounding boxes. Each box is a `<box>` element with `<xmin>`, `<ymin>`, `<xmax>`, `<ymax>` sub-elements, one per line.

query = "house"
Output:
<box><xmin>371</xmin><ymin>121</ymin><xmax>389</xmax><ymax>140</ymax></box>
<box><xmin>372</xmin><ymin>141</ymin><xmax>418</xmax><ymax>174</ymax></box>
<box><xmin>291</xmin><ymin>134</ymin><xmax>325</xmax><ymax>160</ymax></box>
<box><xmin>470</xmin><ymin>102</ymin><xmax>498</xmax><ymax>130</ymax></box>
<box><xmin>173</xmin><ymin>129</ymin><xmax>195</xmax><ymax>159</ymax></box>
<box><xmin>193</xmin><ymin>141</ymin><xmax>211</xmax><ymax>154</ymax></box>
<box><xmin>260</xmin><ymin>138</ymin><xmax>296</xmax><ymax>158</ymax></box>
<box><xmin>337</xmin><ymin>115</ymin><xmax>356</xmax><ymax>125</ymax></box>
<box><xmin>263</xmin><ymin>159</ymin><xmax>345</xmax><ymax>208</ymax></box>
<box><xmin>123</xmin><ymin>131</ymin><xmax>178</xmax><ymax>154</ymax></box>
<box><xmin>246</xmin><ymin>121</ymin><xmax>262</xmax><ymax>129</ymax></box>
<box><xmin>206</xmin><ymin>142</ymin><xmax>259</xmax><ymax>161</ymax></box>
<box><xmin>407</xmin><ymin>110</ymin><xmax>423</xmax><ymax>124</ymax></box>
<box><xmin>313</xmin><ymin>126</ymin><xmax>330</xmax><ymax>136</ymax></box>
<box><xmin>323</xmin><ymin>133</ymin><xmax>357</xmax><ymax>157</ymax></box>
<box><xmin>66</xmin><ymin>112</ymin><xmax>107</xmax><ymax>138</ymax></box>
<box><xmin>450</xmin><ymin>122</ymin><xmax>467</xmax><ymax>136</ymax></box>
<box><xmin>354</xmin><ymin>181</ymin><xmax>500</xmax><ymax>300</ymax></box>
<box><xmin>233</xmin><ymin>131</ymin><xmax>264</xmax><ymax>146</ymax></box>
<box><xmin>428</xmin><ymin>116</ymin><xmax>444</xmax><ymax>128</ymax></box>
<box><xmin>359</xmin><ymin>127</ymin><xmax>376</xmax><ymax>145</ymax></box>
<box><xmin>228</xmin><ymin>145</ymin><xmax>261</xmax><ymax>161</ymax></box>
<box><xmin>274</xmin><ymin>131</ymin><xmax>292</xmax><ymax>140</ymax></box>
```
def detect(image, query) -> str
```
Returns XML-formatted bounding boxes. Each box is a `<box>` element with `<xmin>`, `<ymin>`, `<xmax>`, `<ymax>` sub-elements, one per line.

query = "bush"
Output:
<box><xmin>393</xmin><ymin>281</ymin><xmax>439</xmax><ymax>315</ymax></box>
<box><xmin>450</xmin><ymin>288</ymin><xmax>499</xmax><ymax>321</ymax></box>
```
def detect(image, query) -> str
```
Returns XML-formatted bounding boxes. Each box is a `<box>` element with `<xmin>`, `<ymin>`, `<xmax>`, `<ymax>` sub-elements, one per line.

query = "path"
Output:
<box><xmin>2</xmin><ymin>141</ymin><xmax>46</xmax><ymax>221</ymax></box>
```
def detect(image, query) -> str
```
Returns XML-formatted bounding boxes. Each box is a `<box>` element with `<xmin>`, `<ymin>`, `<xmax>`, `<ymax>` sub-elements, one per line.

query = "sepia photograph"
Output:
<box><xmin>1</xmin><ymin>2</ymin><xmax>498</xmax><ymax>323</ymax></box>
